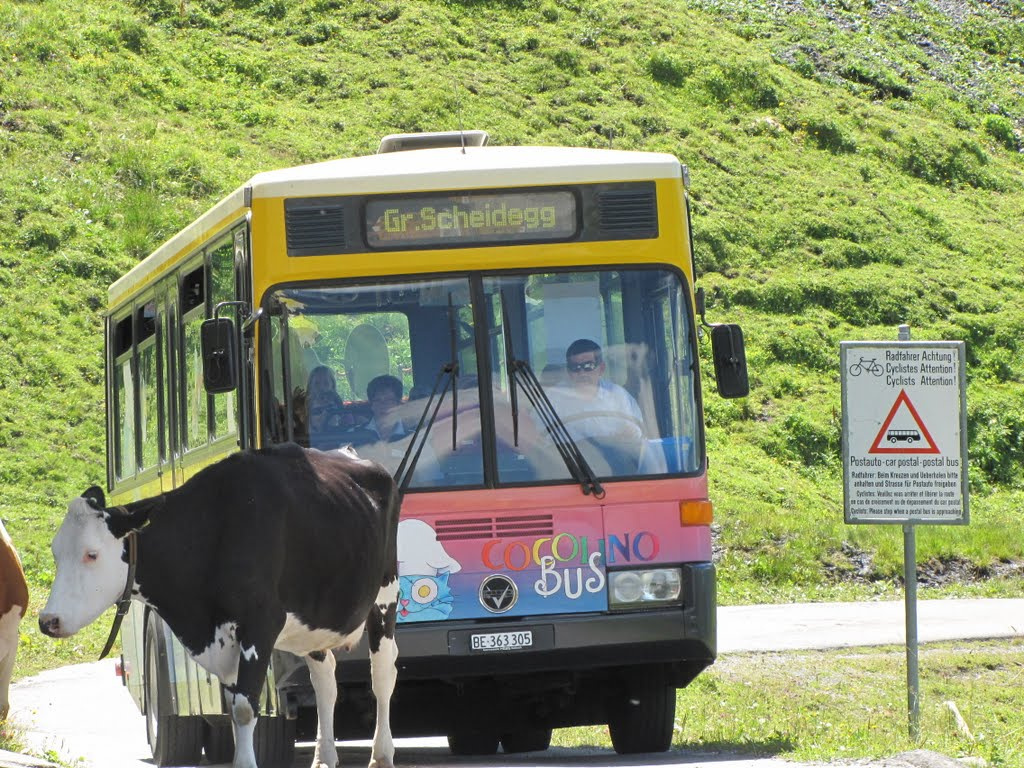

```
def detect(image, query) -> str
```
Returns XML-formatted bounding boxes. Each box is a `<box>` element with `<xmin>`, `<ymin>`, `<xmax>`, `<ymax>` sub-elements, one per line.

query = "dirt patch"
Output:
<box><xmin>823</xmin><ymin>543</ymin><xmax>1024</xmax><ymax>589</ymax></box>
<box><xmin>917</xmin><ymin>555</ymin><xmax>1024</xmax><ymax>587</ymax></box>
<box><xmin>823</xmin><ymin>540</ymin><xmax>878</xmax><ymax>583</ymax></box>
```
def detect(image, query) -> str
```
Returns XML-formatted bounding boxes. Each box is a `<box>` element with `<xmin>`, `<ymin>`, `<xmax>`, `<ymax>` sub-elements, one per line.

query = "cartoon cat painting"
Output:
<box><xmin>396</xmin><ymin>519</ymin><xmax>462</xmax><ymax>623</ymax></box>
<box><xmin>398</xmin><ymin>573</ymin><xmax>455</xmax><ymax>620</ymax></box>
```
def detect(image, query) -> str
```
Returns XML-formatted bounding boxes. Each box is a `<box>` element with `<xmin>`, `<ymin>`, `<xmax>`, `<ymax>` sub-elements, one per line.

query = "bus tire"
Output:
<box><xmin>202</xmin><ymin>720</ymin><xmax>234</xmax><ymax>764</ymax></box>
<box><xmin>501</xmin><ymin>727</ymin><xmax>552</xmax><ymax>753</ymax></box>
<box><xmin>447</xmin><ymin>729</ymin><xmax>499</xmax><ymax>755</ymax></box>
<box><xmin>607</xmin><ymin>667</ymin><xmax>676</xmax><ymax>754</ymax></box>
<box><xmin>144</xmin><ymin>615</ymin><xmax>203</xmax><ymax>766</ymax></box>
<box><xmin>253</xmin><ymin>714</ymin><xmax>296</xmax><ymax>767</ymax></box>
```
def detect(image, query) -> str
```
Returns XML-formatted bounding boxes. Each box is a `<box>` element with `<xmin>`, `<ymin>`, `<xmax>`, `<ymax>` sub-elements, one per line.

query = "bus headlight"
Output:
<box><xmin>608</xmin><ymin>568</ymin><xmax>683</xmax><ymax>609</ymax></box>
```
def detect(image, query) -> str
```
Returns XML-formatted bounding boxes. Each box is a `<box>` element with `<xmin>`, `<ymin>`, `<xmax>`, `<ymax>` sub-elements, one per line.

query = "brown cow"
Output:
<box><xmin>0</xmin><ymin>519</ymin><xmax>28</xmax><ymax>720</ymax></box>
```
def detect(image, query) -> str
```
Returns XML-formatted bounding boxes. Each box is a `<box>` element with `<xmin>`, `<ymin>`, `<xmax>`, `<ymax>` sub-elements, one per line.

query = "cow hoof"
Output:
<box><xmin>309</xmin><ymin>753</ymin><xmax>339</xmax><ymax>768</ymax></box>
<box><xmin>310</xmin><ymin>747</ymin><xmax>339</xmax><ymax>768</ymax></box>
<box><xmin>368</xmin><ymin>759</ymin><xmax>395</xmax><ymax>768</ymax></box>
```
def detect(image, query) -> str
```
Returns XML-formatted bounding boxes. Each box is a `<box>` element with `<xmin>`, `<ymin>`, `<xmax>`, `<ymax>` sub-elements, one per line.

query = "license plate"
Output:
<box><xmin>469</xmin><ymin>630</ymin><xmax>533</xmax><ymax>652</ymax></box>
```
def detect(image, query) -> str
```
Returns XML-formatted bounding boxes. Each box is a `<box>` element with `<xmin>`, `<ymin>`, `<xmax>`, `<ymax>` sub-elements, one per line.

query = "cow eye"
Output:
<box><xmin>84</xmin><ymin>551</ymin><xmax>99</xmax><ymax>563</ymax></box>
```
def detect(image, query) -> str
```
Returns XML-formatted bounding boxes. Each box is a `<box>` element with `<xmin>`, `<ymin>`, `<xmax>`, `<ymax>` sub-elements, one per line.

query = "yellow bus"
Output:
<box><xmin>108</xmin><ymin>130</ymin><xmax>748</xmax><ymax>765</ymax></box>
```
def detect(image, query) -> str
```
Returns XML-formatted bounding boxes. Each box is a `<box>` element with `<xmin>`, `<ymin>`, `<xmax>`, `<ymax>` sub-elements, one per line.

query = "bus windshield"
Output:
<box><xmin>264</xmin><ymin>267</ymin><xmax>701</xmax><ymax>489</ymax></box>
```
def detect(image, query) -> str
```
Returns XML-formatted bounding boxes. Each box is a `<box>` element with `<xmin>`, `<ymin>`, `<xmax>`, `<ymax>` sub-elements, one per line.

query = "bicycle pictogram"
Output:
<box><xmin>849</xmin><ymin>356</ymin><xmax>883</xmax><ymax>377</ymax></box>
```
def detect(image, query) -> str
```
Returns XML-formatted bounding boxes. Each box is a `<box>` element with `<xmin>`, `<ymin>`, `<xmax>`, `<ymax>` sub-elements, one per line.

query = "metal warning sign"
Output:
<box><xmin>868</xmin><ymin>390</ymin><xmax>940</xmax><ymax>454</ymax></box>
<box><xmin>841</xmin><ymin>340</ymin><xmax>968</xmax><ymax>525</ymax></box>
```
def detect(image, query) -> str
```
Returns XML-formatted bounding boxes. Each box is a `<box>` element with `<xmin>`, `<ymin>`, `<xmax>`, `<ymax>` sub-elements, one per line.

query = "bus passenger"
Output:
<box><xmin>549</xmin><ymin>338</ymin><xmax>645</xmax><ymax>473</ymax></box>
<box><xmin>308</xmin><ymin>389</ymin><xmax>346</xmax><ymax>450</ymax></box>
<box><xmin>306</xmin><ymin>365</ymin><xmax>337</xmax><ymax>400</ymax></box>
<box><xmin>304</xmin><ymin>365</ymin><xmax>354</xmax><ymax>449</ymax></box>
<box><xmin>363</xmin><ymin>375</ymin><xmax>405</xmax><ymax>442</ymax></box>
<box><xmin>348</xmin><ymin>375</ymin><xmax>442</xmax><ymax>484</ymax></box>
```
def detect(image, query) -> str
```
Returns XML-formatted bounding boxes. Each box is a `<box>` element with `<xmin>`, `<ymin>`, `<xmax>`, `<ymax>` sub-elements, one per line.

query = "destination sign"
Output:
<box><xmin>841</xmin><ymin>340</ymin><xmax>968</xmax><ymax>525</ymax></box>
<box><xmin>365</xmin><ymin>190</ymin><xmax>577</xmax><ymax>248</ymax></box>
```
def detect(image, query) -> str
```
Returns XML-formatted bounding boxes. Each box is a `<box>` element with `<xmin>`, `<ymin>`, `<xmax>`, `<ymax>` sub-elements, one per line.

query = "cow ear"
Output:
<box><xmin>82</xmin><ymin>486</ymin><xmax>106</xmax><ymax>511</ymax></box>
<box><xmin>105</xmin><ymin>507</ymin><xmax>135</xmax><ymax>538</ymax></box>
<box><xmin>107</xmin><ymin>495</ymin><xmax>164</xmax><ymax>538</ymax></box>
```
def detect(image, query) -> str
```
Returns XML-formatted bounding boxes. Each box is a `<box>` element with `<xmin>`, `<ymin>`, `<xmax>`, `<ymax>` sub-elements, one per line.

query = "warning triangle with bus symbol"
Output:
<box><xmin>869</xmin><ymin>389</ymin><xmax>940</xmax><ymax>454</ymax></box>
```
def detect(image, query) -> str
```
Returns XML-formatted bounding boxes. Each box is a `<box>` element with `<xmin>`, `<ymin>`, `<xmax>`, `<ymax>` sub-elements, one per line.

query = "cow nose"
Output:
<box><xmin>39</xmin><ymin>614</ymin><xmax>62</xmax><ymax>637</ymax></box>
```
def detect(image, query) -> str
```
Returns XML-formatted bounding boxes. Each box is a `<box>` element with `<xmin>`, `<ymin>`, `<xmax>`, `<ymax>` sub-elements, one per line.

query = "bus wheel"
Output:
<box><xmin>501</xmin><ymin>727</ymin><xmax>552</xmax><ymax>753</ymax></box>
<box><xmin>144</xmin><ymin>615</ymin><xmax>203</xmax><ymax>766</ymax></box>
<box><xmin>202</xmin><ymin>720</ymin><xmax>234</xmax><ymax>764</ymax></box>
<box><xmin>447</xmin><ymin>729</ymin><xmax>499</xmax><ymax>755</ymax></box>
<box><xmin>607</xmin><ymin>668</ymin><xmax>676</xmax><ymax>754</ymax></box>
<box><xmin>253</xmin><ymin>714</ymin><xmax>296</xmax><ymax>767</ymax></box>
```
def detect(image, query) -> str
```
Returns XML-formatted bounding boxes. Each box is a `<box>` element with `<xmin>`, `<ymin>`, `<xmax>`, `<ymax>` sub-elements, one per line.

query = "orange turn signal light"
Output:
<box><xmin>680</xmin><ymin>500</ymin><xmax>713</xmax><ymax>525</ymax></box>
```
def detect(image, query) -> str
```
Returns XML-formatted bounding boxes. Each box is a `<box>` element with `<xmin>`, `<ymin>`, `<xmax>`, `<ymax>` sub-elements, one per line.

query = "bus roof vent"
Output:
<box><xmin>596</xmin><ymin>185</ymin><xmax>658</xmax><ymax>237</ymax></box>
<box><xmin>377</xmin><ymin>130</ymin><xmax>490</xmax><ymax>154</ymax></box>
<box><xmin>285</xmin><ymin>198</ymin><xmax>346</xmax><ymax>256</ymax></box>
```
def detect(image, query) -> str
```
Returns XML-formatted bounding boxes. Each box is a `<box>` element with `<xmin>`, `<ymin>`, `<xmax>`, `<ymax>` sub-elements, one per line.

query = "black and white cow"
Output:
<box><xmin>39</xmin><ymin>443</ymin><xmax>400</xmax><ymax>768</ymax></box>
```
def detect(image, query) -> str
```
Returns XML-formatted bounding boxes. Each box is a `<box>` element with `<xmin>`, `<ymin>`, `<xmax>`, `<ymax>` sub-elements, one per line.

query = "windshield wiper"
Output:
<box><xmin>510</xmin><ymin>359</ymin><xmax>604</xmax><ymax>497</ymax></box>
<box><xmin>394</xmin><ymin>294</ymin><xmax>460</xmax><ymax>497</ymax></box>
<box><xmin>393</xmin><ymin>361</ymin><xmax>456</xmax><ymax>498</ymax></box>
<box><xmin>500</xmin><ymin>296</ymin><xmax>603</xmax><ymax>497</ymax></box>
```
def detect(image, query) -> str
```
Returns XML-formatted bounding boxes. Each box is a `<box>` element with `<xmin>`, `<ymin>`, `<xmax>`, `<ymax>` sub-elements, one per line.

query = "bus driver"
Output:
<box><xmin>548</xmin><ymin>338</ymin><xmax>645</xmax><ymax>474</ymax></box>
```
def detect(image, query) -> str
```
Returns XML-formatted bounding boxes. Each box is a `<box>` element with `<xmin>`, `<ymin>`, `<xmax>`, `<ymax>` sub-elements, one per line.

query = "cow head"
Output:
<box><xmin>39</xmin><ymin>486</ymin><xmax>131</xmax><ymax>639</ymax></box>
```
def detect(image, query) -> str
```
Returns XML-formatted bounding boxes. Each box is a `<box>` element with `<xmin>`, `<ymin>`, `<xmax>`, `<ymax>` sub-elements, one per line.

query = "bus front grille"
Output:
<box><xmin>434</xmin><ymin>514</ymin><xmax>554</xmax><ymax>541</ymax></box>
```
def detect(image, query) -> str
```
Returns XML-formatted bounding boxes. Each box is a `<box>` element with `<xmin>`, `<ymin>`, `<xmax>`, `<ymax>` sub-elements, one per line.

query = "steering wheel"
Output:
<box><xmin>558</xmin><ymin>410</ymin><xmax>643</xmax><ymax>430</ymax></box>
<box><xmin>557</xmin><ymin>411</ymin><xmax>644</xmax><ymax>475</ymax></box>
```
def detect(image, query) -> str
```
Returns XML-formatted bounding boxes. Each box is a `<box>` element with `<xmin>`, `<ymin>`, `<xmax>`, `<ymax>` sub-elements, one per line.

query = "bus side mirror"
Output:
<box><xmin>710</xmin><ymin>324</ymin><xmax>749</xmax><ymax>399</ymax></box>
<box><xmin>201</xmin><ymin>317</ymin><xmax>238</xmax><ymax>394</ymax></box>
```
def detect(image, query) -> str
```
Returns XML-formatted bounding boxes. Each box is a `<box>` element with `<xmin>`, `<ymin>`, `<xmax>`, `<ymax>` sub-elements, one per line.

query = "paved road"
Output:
<box><xmin>9</xmin><ymin>598</ymin><xmax>1024</xmax><ymax>768</ymax></box>
<box><xmin>716</xmin><ymin>597</ymin><xmax>1023</xmax><ymax>652</ymax></box>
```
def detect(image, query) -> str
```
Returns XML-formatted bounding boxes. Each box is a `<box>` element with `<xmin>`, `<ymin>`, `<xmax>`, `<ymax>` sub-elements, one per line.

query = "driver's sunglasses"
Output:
<box><xmin>567</xmin><ymin>360</ymin><xmax>599</xmax><ymax>373</ymax></box>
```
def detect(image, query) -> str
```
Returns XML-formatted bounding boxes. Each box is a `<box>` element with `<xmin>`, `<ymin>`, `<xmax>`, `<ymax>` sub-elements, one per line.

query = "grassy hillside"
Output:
<box><xmin>1</xmin><ymin>0</ymin><xmax>1022</xmax><ymax>669</ymax></box>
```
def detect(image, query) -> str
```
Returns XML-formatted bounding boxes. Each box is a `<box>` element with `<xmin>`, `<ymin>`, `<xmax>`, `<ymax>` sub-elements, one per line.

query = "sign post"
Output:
<box><xmin>841</xmin><ymin>326</ymin><xmax>968</xmax><ymax>740</ymax></box>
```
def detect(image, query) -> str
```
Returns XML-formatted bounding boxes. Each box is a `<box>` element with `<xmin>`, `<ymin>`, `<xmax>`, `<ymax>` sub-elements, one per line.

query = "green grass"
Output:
<box><xmin>2</xmin><ymin>0</ymin><xmax>1023</xmax><ymax>693</ymax></box>
<box><xmin>0</xmin><ymin>722</ymin><xmax>25</xmax><ymax>755</ymax></box>
<box><xmin>555</xmin><ymin>638</ymin><xmax>1024</xmax><ymax>767</ymax></box>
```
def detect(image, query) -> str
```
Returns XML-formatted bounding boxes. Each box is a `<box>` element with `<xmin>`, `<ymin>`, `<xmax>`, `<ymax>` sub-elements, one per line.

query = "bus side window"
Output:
<box><xmin>209</xmin><ymin>239</ymin><xmax>237</xmax><ymax>441</ymax></box>
<box><xmin>112</xmin><ymin>313</ymin><xmax>136</xmax><ymax>480</ymax></box>
<box><xmin>137</xmin><ymin>301</ymin><xmax>160</xmax><ymax>470</ymax></box>
<box><xmin>181</xmin><ymin>265</ymin><xmax>208</xmax><ymax>452</ymax></box>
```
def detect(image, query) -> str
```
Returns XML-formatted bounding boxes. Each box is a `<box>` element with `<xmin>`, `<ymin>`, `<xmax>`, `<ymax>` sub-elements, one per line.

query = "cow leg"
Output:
<box><xmin>229</xmin><ymin>714</ymin><xmax>257</xmax><ymax>768</ymax></box>
<box><xmin>0</xmin><ymin>612</ymin><xmax>19</xmax><ymax>721</ymax></box>
<box><xmin>0</xmin><ymin>647</ymin><xmax>15</xmax><ymax>720</ymax></box>
<box><xmin>366</xmin><ymin>579</ymin><xmax>399</xmax><ymax>768</ymax></box>
<box><xmin>305</xmin><ymin>650</ymin><xmax>339</xmax><ymax>768</ymax></box>
<box><xmin>227</xmin><ymin>621</ymin><xmax>281</xmax><ymax>768</ymax></box>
